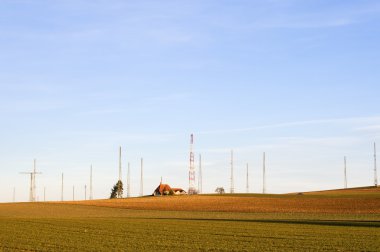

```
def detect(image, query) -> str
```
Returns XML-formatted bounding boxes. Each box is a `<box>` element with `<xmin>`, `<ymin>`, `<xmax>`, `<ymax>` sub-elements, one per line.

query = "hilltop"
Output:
<box><xmin>55</xmin><ymin>186</ymin><xmax>380</xmax><ymax>214</ymax></box>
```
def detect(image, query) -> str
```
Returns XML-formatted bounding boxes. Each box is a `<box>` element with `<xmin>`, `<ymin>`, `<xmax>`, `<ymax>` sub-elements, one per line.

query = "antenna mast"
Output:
<box><xmin>84</xmin><ymin>185</ymin><xmax>87</xmax><ymax>200</ymax></box>
<box><xmin>375</xmin><ymin>142</ymin><xmax>378</xmax><ymax>187</ymax></box>
<box><xmin>73</xmin><ymin>186</ymin><xmax>75</xmax><ymax>201</ymax></box>
<box><xmin>198</xmin><ymin>154</ymin><xmax>202</xmax><ymax>194</ymax></box>
<box><xmin>140</xmin><ymin>158</ymin><xmax>144</xmax><ymax>196</ymax></box>
<box><xmin>230</xmin><ymin>150</ymin><xmax>234</xmax><ymax>193</ymax></box>
<box><xmin>188</xmin><ymin>134</ymin><xmax>196</xmax><ymax>194</ymax></box>
<box><xmin>61</xmin><ymin>173</ymin><xmax>64</xmax><ymax>201</ymax></box>
<box><xmin>127</xmin><ymin>162</ymin><xmax>131</xmax><ymax>197</ymax></box>
<box><xmin>246</xmin><ymin>163</ymin><xmax>249</xmax><ymax>193</ymax></box>
<box><xmin>119</xmin><ymin>146</ymin><xmax>122</xmax><ymax>182</ymax></box>
<box><xmin>263</xmin><ymin>152</ymin><xmax>266</xmax><ymax>194</ymax></box>
<box><xmin>20</xmin><ymin>159</ymin><xmax>41</xmax><ymax>202</ymax></box>
<box><xmin>344</xmin><ymin>156</ymin><xmax>347</xmax><ymax>189</ymax></box>
<box><xmin>13</xmin><ymin>187</ymin><xmax>15</xmax><ymax>202</ymax></box>
<box><xmin>90</xmin><ymin>165</ymin><xmax>93</xmax><ymax>200</ymax></box>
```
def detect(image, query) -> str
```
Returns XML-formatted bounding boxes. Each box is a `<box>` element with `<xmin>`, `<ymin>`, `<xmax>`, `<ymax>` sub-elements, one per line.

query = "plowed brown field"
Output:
<box><xmin>63</xmin><ymin>187</ymin><xmax>380</xmax><ymax>214</ymax></box>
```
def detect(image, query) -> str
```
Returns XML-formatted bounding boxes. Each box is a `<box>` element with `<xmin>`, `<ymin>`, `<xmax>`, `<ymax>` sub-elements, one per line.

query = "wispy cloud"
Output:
<box><xmin>198</xmin><ymin>116</ymin><xmax>380</xmax><ymax>135</ymax></box>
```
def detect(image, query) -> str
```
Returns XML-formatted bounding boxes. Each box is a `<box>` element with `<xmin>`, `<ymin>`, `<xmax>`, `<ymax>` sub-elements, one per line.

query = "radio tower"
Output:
<box><xmin>263</xmin><ymin>152</ymin><xmax>266</xmax><ymax>194</ymax></box>
<box><xmin>116</xmin><ymin>147</ymin><xmax>123</xmax><ymax>198</ymax></box>
<box><xmin>20</xmin><ymin>159</ymin><xmax>41</xmax><ymax>202</ymax></box>
<box><xmin>119</xmin><ymin>147</ymin><xmax>122</xmax><ymax>182</ymax></box>
<box><xmin>89</xmin><ymin>165</ymin><xmax>93</xmax><ymax>200</ymax></box>
<box><xmin>127</xmin><ymin>162</ymin><xmax>131</xmax><ymax>197</ymax></box>
<box><xmin>230</xmin><ymin>150</ymin><xmax>234</xmax><ymax>194</ymax></box>
<box><xmin>374</xmin><ymin>142</ymin><xmax>378</xmax><ymax>187</ymax></box>
<box><xmin>140</xmin><ymin>158</ymin><xmax>144</xmax><ymax>196</ymax></box>
<box><xmin>344</xmin><ymin>156</ymin><xmax>347</xmax><ymax>189</ymax></box>
<box><xmin>198</xmin><ymin>154</ymin><xmax>202</xmax><ymax>194</ymax></box>
<box><xmin>246</xmin><ymin>163</ymin><xmax>249</xmax><ymax>193</ymax></box>
<box><xmin>61</xmin><ymin>173</ymin><xmax>64</xmax><ymax>201</ymax></box>
<box><xmin>188</xmin><ymin>134</ymin><xmax>196</xmax><ymax>194</ymax></box>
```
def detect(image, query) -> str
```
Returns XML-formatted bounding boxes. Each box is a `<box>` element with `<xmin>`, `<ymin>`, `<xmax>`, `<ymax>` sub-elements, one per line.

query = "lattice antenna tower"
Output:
<box><xmin>90</xmin><ymin>165</ymin><xmax>93</xmax><ymax>200</ymax></box>
<box><xmin>140</xmin><ymin>158</ymin><xmax>144</xmax><ymax>196</ymax></box>
<box><xmin>119</xmin><ymin>147</ymin><xmax>122</xmax><ymax>182</ymax></box>
<box><xmin>263</xmin><ymin>152</ymin><xmax>266</xmax><ymax>194</ymax></box>
<box><xmin>198</xmin><ymin>154</ymin><xmax>202</xmax><ymax>194</ymax></box>
<box><xmin>19</xmin><ymin>159</ymin><xmax>41</xmax><ymax>202</ymax></box>
<box><xmin>127</xmin><ymin>162</ymin><xmax>131</xmax><ymax>197</ymax></box>
<box><xmin>246</xmin><ymin>163</ymin><xmax>249</xmax><ymax>193</ymax></box>
<box><xmin>375</xmin><ymin>142</ymin><xmax>378</xmax><ymax>187</ymax></box>
<box><xmin>188</xmin><ymin>134</ymin><xmax>196</xmax><ymax>194</ymax></box>
<box><xmin>344</xmin><ymin>156</ymin><xmax>347</xmax><ymax>189</ymax></box>
<box><xmin>61</xmin><ymin>173</ymin><xmax>64</xmax><ymax>201</ymax></box>
<box><xmin>230</xmin><ymin>150</ymin><xmax>234</xmax><ymax>194</ymax></box>
<box><xmin>116</xmin><ymin>147</ymin><xmax>123</xmax><ymax>198</ymax></box>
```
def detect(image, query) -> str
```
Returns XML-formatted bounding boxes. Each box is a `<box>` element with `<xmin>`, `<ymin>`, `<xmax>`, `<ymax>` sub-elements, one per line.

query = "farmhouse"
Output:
<box><xmin>153</xmin><ymin>183</ymin><xmax>186</xmax><ymax>196</ymax></box>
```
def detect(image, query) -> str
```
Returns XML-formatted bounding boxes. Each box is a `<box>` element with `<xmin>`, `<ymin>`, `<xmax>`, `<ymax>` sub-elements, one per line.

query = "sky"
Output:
<box><xmin>0</xmin><ymin>0</ymin><xmax>380</xmax><ymax>202</ymax></box>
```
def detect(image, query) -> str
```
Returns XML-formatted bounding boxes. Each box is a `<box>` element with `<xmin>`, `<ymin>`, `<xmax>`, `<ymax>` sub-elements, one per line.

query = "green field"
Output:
<box><xmin>1</xmin><ymin>189</ymin><xmax>380</xmax><ymax>251</ymax></box>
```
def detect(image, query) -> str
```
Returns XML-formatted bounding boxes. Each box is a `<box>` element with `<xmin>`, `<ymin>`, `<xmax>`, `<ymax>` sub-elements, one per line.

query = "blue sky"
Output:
<box><xmin>1</xmin><ymin>0</ymin><xmax>380</xmax><ymax>202</ymax></box>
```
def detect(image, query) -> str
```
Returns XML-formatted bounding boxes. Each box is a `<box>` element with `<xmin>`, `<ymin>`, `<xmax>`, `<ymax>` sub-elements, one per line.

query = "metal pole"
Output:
<box><xmin>127</xmin><ymin>162</ymin><xmax>131</xmax><ymax>197</ymax></box>
<box><xmin>198</xmin><ymin>154</ymin><xmax>202</xmax><ymax>194</ymax></box>
<box><xmin>263</xmin><ymin>152</ymin><xmax>266</xmax><ymax>194</ymax></box>
<box><xmin>374</xmin><ymin>142</ymin><xmax>378</xmax><ymax>187</ymax></box>
<box><xmin>119</xmin><ymin>146</ymin><xmax>122</xmax><ymax>182</ymax></box>
<box><xmin>344</xmin><ymin>156</ymin><xmax>347</xmax><ymax>189</ymax></box>
<box><xmin>90</xmin><ymin>165</ymin><xmax>92</xmax><ymax>200</ymax></box>
<box><xmin>85</xmin><ymin>185</ymin><xmax>87</xmax><ymax>200</ymax></box>
<box><xmin>246</xmin><ymin>163</ymin><xmax>249</xmax><ymax>193</ymax></box>
<box><xmin>61</xmin><ymin>173</ymin><xmax>64</xmax><ymax>201</ymax></box>
<box><xmin>32</xmin><ymin>159</ymin><xmax>36</xmax><ymax>202</ymax></box>
<box><xmin>140</xmin><ymin>158</ymin><xmax>143</xmax><ymax>196</ymax></box>
<box><xmin>73</xmin><ymin>186</ymin><xmax>75</xmax><ymax>201</ymax></box>
<box><xmin>230</xmin><ymin>150</ymin><xmax>234</xmax><ymax>193</ymax></box>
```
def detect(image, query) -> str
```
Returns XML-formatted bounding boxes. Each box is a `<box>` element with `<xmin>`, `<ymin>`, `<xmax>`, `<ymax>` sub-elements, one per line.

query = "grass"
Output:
<box><xmin>0</xmin><ymin>187</ymin><xmax>379</xmax><ymax>251</ymax></box>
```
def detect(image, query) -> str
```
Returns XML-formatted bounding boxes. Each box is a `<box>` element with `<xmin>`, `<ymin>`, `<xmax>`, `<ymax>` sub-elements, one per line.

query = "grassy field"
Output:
<box><xmin>0</xmin><ymin>187</ymin><xmax>379</xmax><ymax>251</ymax></box>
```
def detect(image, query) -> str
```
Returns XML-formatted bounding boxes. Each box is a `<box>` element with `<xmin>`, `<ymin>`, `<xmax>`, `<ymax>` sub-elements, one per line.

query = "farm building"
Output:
<box><xmin>153</xmin><ymin>183</ymin><xmax>186</xmax><ymax>196</ymax></box>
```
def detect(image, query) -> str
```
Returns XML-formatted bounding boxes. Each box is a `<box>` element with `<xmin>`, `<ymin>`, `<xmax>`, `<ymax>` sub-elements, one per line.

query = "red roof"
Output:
<box><xmin>153</xmin><ymin>184</ymin><xmax>186</xmax><ymax>195</ymax></box>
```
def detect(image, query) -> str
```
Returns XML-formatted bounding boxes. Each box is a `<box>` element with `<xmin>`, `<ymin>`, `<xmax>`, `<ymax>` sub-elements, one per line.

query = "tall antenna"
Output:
<box><xmin>198</xmin><ymin>154</ymin><xmax>202</xmax><ymax>194</ymax></box>
<box><xmin>230</xmin><ymin>150</ymin><xmax>234</xmax><ymax>194</ymax></box>
<box><xmin>344</xmin><ymin>156</ymin><xmax>347</xmax><ymax>189</ymax></box>
<box><xmin>32</xmin><ymin>159</ymin><xmax>36</xmax><ymax>201</ymax></box>
<box><xmin>90</xmin><ymin>165</ymin><xmax>93</xmax><ymax>200</ymax></box>
<box><xmin>44</xmin><ymin>187</ymin><xmax>46</xmax><ymax>202</ymax></box>
<box><xmin>119</xmin><ymin>146</ymin><xmax>122</xmax><ymax>182</ymax></box>
<box><xmin>13</xmin><ymin>187</ymin><xmax>15</xmax><ymax>202</ymax></box>
<box><xmin>127</xmin><ymin>162</ymin><xmax>131</xmax><ymax>197</ymax></box>
<box><xmin>84</xmin><ymin>185</ymin><xmax>87</xmax><ymax>200</ymax></box>
<box><xmin>188</xmin><ymin>134</ymin><xmax>196</xmax><ymax>194</ymax></box>
<box><xmin>20</xmin><ymin>159</ymin><xmax>41</xmax><ymax>202</ymax></box>
<box><xmin>140</xmin><ymin>158</ymin><xmax>143</xmax><ymax>196</ymax></box>
<box><xmin>73</xmin><ymin>186</ymin><xmax>75</xmax><ymax>201</ymax></box>
<box><xmin>263</xmin><ymin>152</ymin><xmax>266</xmax><ymax>194</ymax></box>
<box><xmin>375</xmin><ymin>142</ymin><xmax>378</xmax><ymax>187</ymax></box>
<box><xmin>246</xmin><ymin>163</ymin><xmax>249</xmax><ymax>193</ymax></box>
<box><xmin>61</xmin><ymin>173</ymin><xmax>64</xmax><ymax>201</ymax></box>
